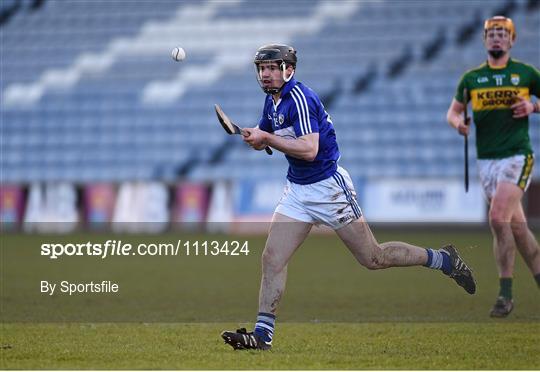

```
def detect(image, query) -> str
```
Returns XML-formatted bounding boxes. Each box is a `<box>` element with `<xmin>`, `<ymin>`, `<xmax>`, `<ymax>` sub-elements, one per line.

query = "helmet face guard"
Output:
<box><xmin>483</xmin><ymin>16</ymin><xmax>516</xmax><ymax>58</ymax></box>
<box><xmin>254</xmin><ymin>44</ymin><xmax>297</xmax><ymax>95</ymax></box>
<box><xmin>254</xmin><ymin>60</ymin><xmax>295</xmax><ymax>95</ymax></box>
<box><xmin>483</xmin><ymin>16</ymin><xmax>516</xmax><ymax>42</ymax></box>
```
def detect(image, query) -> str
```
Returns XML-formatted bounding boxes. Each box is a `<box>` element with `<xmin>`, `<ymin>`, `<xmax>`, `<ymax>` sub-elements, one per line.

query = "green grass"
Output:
<box><xmin>1</xmin><ymin>229</ymin><xmax>539</xmax><ymax>369</ymax></box>
<box><xmin>2</xmin><ymin>323</ymin><xmax>539</xmax><ymax>369</ymax></box>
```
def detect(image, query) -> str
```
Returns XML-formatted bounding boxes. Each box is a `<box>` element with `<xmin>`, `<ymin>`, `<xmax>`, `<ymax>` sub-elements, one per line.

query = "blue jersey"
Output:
<box><xmin>258</xmin><ymin>78</ymin><xmax>340</xmax><ymax>185</ymax></box>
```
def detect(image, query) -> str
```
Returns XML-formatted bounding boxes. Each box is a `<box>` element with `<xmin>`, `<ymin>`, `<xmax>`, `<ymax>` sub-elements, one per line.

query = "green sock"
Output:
<box><xmin>499</xmin><ymin>277</ymin><xmax>513</xmax><ymax>299</ymax></box>
<box><xmin>534</xmin><ymin>273</ymin><xmax>540</xmax><ymax>288</ymax></box>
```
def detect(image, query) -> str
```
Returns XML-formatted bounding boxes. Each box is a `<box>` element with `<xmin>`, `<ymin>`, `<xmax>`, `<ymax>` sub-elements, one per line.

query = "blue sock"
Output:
<box><xmin>254</xmin><ymin>312</ymin><xmax>275</xmax><ymax>344</ymax></box>
<box><xmin>424</xmin><ymin>248</ymin><xmax>451</xmax><ymax>275</ymax></box>
<box><xmin>425</xmin><ymin>249</ymin><xmax>434</xmax><ymax>267</ymax></box>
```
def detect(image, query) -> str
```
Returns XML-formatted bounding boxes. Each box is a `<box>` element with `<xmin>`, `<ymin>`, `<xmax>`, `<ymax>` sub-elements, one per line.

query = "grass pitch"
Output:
<box><xmin>1</xmin><ymin>229</ymin><xmax>539</xmax><ymax>369</ymax></box>
<box><xmin>2</xmin><ymin>322</ymin><xmax>539</xmax><ymax>370</ymax></box>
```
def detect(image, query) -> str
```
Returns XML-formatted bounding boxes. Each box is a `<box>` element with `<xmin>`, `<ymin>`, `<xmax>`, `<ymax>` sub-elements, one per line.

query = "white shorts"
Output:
<box><xmin>275</xmin><ymin>166</ymin><xmax>362</xmax><ymax>230</ymax></box>
<box><xmin>477</xmin><ymin>154</ymin><xmax>535</xmax><ymax>201</ymax></box>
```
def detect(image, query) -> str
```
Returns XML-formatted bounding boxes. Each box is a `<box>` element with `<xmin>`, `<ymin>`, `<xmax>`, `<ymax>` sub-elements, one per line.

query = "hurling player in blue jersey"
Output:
<box><xmin>221</xmin><ymin>44</ymin><xmax>477</xmax><ymax>351</ymax></box>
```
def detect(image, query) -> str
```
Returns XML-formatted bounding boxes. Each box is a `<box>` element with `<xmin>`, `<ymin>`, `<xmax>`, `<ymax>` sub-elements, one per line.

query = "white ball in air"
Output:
<box><xmin>171</xmin><ymin>47</ymin><xmax>186</xmax><ymax>62</ymax></box>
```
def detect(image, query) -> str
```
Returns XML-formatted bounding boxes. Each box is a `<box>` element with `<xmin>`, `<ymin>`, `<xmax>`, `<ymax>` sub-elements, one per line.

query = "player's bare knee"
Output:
<box><xmin>363</xmin><ymin>259</ymin><xmax>386</xmax><ymax>270</ymax></box>
<box><xmin>357</xmin><ymin>249</ymin><xmax>386</xmax><ymax>270</ymax></box>
<box><xmin>362</xmin><ymin>260</ymin><xmax>384</xmax><ymax>270</ymax></box>
<box><xmin>489</xmin><ymin>211</ymin><xmax>508</xmax><ymax>233</ymax></box>
<box><xmin>489</xmin><ymin>207</ymin><xmax>505</xmax><ymax>222</ymax></box>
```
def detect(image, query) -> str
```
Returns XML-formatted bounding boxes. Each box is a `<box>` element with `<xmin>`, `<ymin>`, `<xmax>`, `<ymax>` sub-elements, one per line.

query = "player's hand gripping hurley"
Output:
<box><xmin>463</xmin><ymin>88</ymin><xmax>470</xmax><ymax>193</ymax></box>
<box><xmin>214</xmin><ymin>104</ymin><xmax>273</xmax><ymax>155</ymax></box>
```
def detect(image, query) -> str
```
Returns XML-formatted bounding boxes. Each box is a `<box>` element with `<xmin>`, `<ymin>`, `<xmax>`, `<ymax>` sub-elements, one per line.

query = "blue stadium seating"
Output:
<box><xmin>1</xmin><ymin>0</ymin><xmax>538</xmax><ymax>183</ymax></box>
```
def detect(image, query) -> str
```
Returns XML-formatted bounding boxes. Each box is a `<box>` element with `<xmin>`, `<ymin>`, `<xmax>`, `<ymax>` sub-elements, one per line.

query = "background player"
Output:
<box><xmin>446</xmin><ymin>16</ymin><xmax>540</xmax><ymax>318</ymax></box>
<box><xmin>221</xmin><ymin>44</ymin><xmax>476</xmax><ymax>351</ymax></box>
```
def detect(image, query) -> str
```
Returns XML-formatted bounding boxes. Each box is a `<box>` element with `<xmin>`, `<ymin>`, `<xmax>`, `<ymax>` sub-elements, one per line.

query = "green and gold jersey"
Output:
<box><xmin>455</xmin><ymin>58</ymin><xmax>540</xmax><ymax>159</ymax></box>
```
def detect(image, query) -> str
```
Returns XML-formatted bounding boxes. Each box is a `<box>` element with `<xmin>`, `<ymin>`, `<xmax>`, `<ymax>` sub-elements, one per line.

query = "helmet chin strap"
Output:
<box><xmin>281</xmin><ymin>62</ymin><xmax>294</xmax><ymax>83</ymax></box>
<box><xmin>265</xmin><ymin>63</ymin><xmax>294</xmax><ymax>95</ymax></box>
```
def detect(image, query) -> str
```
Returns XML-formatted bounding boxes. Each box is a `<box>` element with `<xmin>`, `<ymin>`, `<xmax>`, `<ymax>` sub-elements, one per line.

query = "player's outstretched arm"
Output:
<box><xmin>243</xmin><ymin>128</ymin><xmax>318</xmax><ymax>161</ymax></box>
